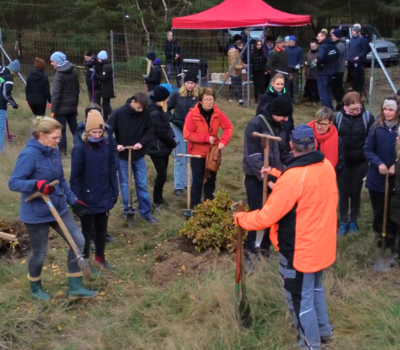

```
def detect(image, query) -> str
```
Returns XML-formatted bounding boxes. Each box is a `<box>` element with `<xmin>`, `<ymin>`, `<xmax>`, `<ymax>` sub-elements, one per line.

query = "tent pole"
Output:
<box><xmin>247</xmin><ymin>32</ymin><xmax>250</xmax><ymax>107</ymax></box>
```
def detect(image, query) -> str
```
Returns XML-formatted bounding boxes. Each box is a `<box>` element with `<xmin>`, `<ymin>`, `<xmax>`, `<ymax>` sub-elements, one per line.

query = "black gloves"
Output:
<box><xmin>12</xmin><ymin>103</ymin><xmax>19</xmax><ymax>110</ymax></box>
<box><xmin>71</xmin><ymin>200</ymin><xmax>90</xmax><ymax>217</ymax></box>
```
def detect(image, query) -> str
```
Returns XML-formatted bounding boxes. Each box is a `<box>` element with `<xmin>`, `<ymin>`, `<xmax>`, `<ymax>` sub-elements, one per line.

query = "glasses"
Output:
<box><xmin>315</xmin><ymin>121</ymin><xmax>331</xmax><ymax>127</ymax></box>
<box><xmin>202</xmin><ymin>98</ymin><xmax>214</xmax><ymax>103</ymax></box>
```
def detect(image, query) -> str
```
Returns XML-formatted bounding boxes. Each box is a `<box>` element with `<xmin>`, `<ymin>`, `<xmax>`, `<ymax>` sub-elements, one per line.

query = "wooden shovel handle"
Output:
<box><xmin>0</xmin><ymin>232</ymin><xmax>18</xmax><ymax>241</ymax></box>
<box><xmin>25</xmin><ymin>180</ymin><xmax>59</xmax><ymax>202</ymax></box>
<box><xmin>252</xmin><ymin>132</ymin><xmax>282</xmax><ymax>142</ymax></box>
<box><xmin>176</xmin><ymin>154</ymin><xmax>201</xmax><ymax>158</ymax></box>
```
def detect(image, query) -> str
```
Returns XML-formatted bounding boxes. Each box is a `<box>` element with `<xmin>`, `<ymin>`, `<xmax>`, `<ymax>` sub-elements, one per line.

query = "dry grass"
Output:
<box><xmin>1</xmin><ymin>84</ymin><xmax>400</xmax><ymax>350</ymax></box>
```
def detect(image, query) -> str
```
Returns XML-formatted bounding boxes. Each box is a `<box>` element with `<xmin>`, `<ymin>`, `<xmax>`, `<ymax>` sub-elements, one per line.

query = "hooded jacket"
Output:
<box><xmin>25</xmin><ymin>70</ymin><xmax>51</xmax><ymax>106</ymax></box>
<box><xmin>51</xmin><ymin>62</ymin><xmax>79</xmax><ymax>115</ymax></box>
<box><xmin>146</xmin><ymin>99</ymin><xmax>177</xmax><ymax>157</ymax></box>
<box><xmin>364</xmin><ymin>121</ymin><xmax>398</xmax><ymax>193</ymax></box>
<box><xmin>145</xmin><ymin>59</ymin><xmax>161</xmax><ymax>92</ymax></box>
<box><xmin>267</xmin><ymin>46</ymin><xmax>288</xmax><ymax>76</ymax></box>
<box><xmin>0</xmin><ymin>66</ymin><xmax>17</xmax><ymax>110</ymax></box>
<box><xmin>94</xmin><ymin>60</ymin><xmax>115</xmax><ymax>99</ymax></box>
<box><xmin>242</xmin><ymin>108</ymin><xmax>292</xmax><ymax>182</ymax></box>
<box><xmin>8</xmin><ymin>138</ymin><xmax>77</xmax><ymax>224</ymax></box>
<box><xmin>285</xmin><ymin>45</ymin><xmax>304</xmax><ymax>69</ymax></box>
<box><xmin>333</xmin><ymin>106</ymin><xmax>375</xmax><ymax>165</ymax></box>
<box><xmin>183</xmin><ymin>102</ymin><xmax>233</xmax><ymax>158</ymax></box>
<box><xmin>317</xmin><ymin>38</ymin><xmax>339</xmax><ymax>76</ymax></box>
<box><xmin>107</xmin><ymin>98</ymin><xmax>153</xmax><ymax>161</ymax></box>
<box><xmin>236</xmin><ymin>151</ymin><xmax>338</xmax><ymax>273</ymax></box>
<box><xmin>228</xmin><ymin>47</ymin><xmax>244</xmax><ymax>76</ymax></box>
<box><xmin>166</xmin><ymin>90</ymin><xmax>199</xmax><ymax>130</ymax></box>
<box><xmin>70</xmin><ymin>132</ymin><xmax>118</xmax><ymax>214</ymax></box>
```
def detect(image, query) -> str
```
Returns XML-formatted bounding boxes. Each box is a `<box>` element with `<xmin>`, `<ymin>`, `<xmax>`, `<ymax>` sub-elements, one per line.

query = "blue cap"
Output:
<box><xmin>291</xmin><ymin>124</ymin><xmax>315</xmax><ymax>145</ymax></box>
<box><xmin>285</xmin><ymin>36</ymin><xmax>290</xmax><ymax>43</ymax></box>
<box><xmin>97</xmin><ymin>50</ymin><xmax>108</xmax><ymax>60</ymax></box>
<box><xmin>7</xmin><ymin>59</ymin><xmax>20</xmax><ymax>73</ymax></box>
<box><xmin>289</xmin><ymin>35</ymin><xmax>296</xmax><ymax>42</ymax></box>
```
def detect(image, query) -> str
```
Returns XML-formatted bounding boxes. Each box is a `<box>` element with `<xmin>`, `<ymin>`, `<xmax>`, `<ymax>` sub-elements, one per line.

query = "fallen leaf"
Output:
<box><xmin>57</xmin><ymin>325</ymin><xmax>62</xmax><ymax>331</ymax></box>
<box><xmin>53</xmin><ymin>290</ymin><xmax>65</xmax><ymax>298</ymax></box>
<box><xmin>99</xmin><ymin>291</ymin><xmax>106</xmax><ymax>296</ymax></box>
<box><xmin>181</xmin><ymin>264</ymin><xmax>186</xmax><ymax>271</ymax></box>
<box><xmin>189</xmin><ymin>294</ymin><xmax>196</xmax><ymax>301</ymax></box>
<box><xmin>20</xmin><ymin>259</ymin><xmax>26</xmax><ymax>265</ymax></box>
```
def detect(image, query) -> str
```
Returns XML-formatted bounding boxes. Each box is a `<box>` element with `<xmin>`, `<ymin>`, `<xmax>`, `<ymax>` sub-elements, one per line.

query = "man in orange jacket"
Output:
<box><xmin>235</xmin><ymin>124</ymin><xmax>338</xmax><ymax>350</ymax></box>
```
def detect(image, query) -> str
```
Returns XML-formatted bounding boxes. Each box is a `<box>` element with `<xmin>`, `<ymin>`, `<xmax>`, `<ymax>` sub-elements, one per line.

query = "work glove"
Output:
<box><xmin>36</xmin><ymin>180</ymin><xmax>55</xmax><ymax>195</ymax></box>
<box><xmin>112</xmin><ymin>197</ymin><xmax>118</xmax><ymax>205</ymax></box>
<box><xmin>295</xmin><ymin>64</ymin><xmax>301</xmax><ymax>70</ymax></box>
<box><xmin>12</xmin><ymin>103</ymin><xmax>19</xmax><ymax>110</ymax></box>
<box><xmin>71</xmin><ymin>200</ymin><xmax>90</xmax><ymax>217</ymax></box>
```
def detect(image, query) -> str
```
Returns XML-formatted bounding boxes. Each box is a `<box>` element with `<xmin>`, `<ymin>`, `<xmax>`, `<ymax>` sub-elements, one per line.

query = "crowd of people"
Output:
<box><xmin>0</xmin><ymin>26</ymin><xmax>398</xmax><ymax>350</ymax></box>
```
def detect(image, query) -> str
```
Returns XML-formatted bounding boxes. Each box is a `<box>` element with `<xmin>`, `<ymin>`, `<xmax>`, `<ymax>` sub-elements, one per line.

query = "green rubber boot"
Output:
<box><xmin>29</xmin><ymin>280</ymin><xmax>51</xmax><ymax>300</ymax></box>
<box><xmin>68</xmin><ymin>276</ymin><xmax>98</xmax><ymax>300</ymax></box>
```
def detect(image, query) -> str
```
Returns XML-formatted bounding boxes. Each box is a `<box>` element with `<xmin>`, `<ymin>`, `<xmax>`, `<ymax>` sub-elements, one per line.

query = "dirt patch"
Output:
<box><xmin>151</xmin><ymin>235</ymin><xmax>233</xmax><ymax>287</ymax></box>
<box><xmin>0</xmin><ymin>219</ymin><xmax>30</xmax><ymax>258</ymax></box>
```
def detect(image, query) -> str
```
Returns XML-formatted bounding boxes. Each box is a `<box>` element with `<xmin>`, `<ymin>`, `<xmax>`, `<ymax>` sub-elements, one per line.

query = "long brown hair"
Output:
<box><xmin>375</xmin><ymin>96</ymin><xmax>400</xmax><ymax>129</ymax></box>
<box><xmin>252</xmin><ymin>40</ymin><xmax>266</xmax><ymax>58</ymax></box>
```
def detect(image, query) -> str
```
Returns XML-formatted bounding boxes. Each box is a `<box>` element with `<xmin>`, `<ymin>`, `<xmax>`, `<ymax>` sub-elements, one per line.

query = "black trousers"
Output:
<box><xmin>102</xmin><ymin>98</ymin><xmax>112</xmax><ymax>122</ymax></box>
<box><xmin>264</xmin><ymin>73</ymin><xmax>271</xmax><ymax>90</ymax></box>
<box><xmin>55</xmin><ymin>112</ymin><xmax>77</xmax><ymax>154</ymax></box>
<box><xmin>80</xmin><ymin>212</ymin><xmax>109</xmax><ymax>259</ymax></box>
<box><xmin>150</xmin><ymin>155</ymin><xmax>169</xmax><ymax>205</ymax></box>
<box><xmin>253</xmin><ymin>71</ymin><xmax>266</xmax><ymax>102</ymax></box>
<box><xmin>244</xmin><ymin>175</ymin><xmax>271</xmax><ymax>252</ymax></box>
<box><xmin>369</xmin><ymin>190</ymin><xmax>396</xmax><ymax>248</ymax></box>
<box><xmin>350</xmin><ymin>62</ymin><xmax>365</xmax><ymax>94</ymax></box>
<box><xmin>337</xmin><ymin>161</ymin><xmax>368</xmax><ymax>223</ymax></box>
<box><xmin>30</xmin><ymin>104</ymin><xmax>46</xmax><ymax>116</ymax></box>
<box><xmin>304</xmin><ymin>79</ymin><xmax>319</xmax><ymax>103</ymax></box>
<box><xmin>331</xmin><ymin>72</ymin><xmax>345</xmax><ymax>104</ymax></box>
<box><xmin>190</xmin><ymin>157</ymin><xmax>216</xmax><ymax>208</ymax></box>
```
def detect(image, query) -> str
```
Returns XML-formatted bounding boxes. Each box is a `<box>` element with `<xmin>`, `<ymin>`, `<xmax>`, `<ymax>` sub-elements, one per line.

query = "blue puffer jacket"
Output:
<box><xmin>364</xmin><ymin>122</ymin><xmax>398</xmax><ymax>193</ymax></box>
<box><xmin>70</xmin><ymin>130</ymin><xmax>118</xmax><ymax>214</ymax></box>
<box><xmin>317</xmin><ymin>38</ymin><xmax>339</xmax><ymax>76</ymax></box>
<box><xmin>8</xmin><ymin>138</ymin><xmax>77</xmax><ymax>224</ymax></box>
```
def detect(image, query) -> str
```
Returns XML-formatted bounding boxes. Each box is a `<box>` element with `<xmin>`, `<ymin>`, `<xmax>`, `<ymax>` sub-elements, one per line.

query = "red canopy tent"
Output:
<box><xmin>172</xmin><ymin>0</ymin><xmax>311</xmax><ymax>30</ymax></box>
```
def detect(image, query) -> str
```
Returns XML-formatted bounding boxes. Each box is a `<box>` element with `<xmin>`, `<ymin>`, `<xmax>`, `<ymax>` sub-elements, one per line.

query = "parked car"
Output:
<box><xmin>332</xmin><ymin>24</ymin><xmax>399</xmax><ymax>65</ymax></box>
<box><xmin>218</xmin><ymin>27</ymin><xmax>264</xmax><ymax>53</ymax></box>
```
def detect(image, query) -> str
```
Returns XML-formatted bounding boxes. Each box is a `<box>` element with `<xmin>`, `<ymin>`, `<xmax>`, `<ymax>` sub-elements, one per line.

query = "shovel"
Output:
<box><xmin>232</xmin><ymin>201</ymin><xmax>252</xmax><ymax>328</ymax></box>
<box><xmin>374</xmin><ymin>173</ymin><xmax>392</xmax><ymax>272</ymax></box>
<box><xmin>25</xmin><ymin>180</ymin><xmax>92</xmax><ymax>280</ymax></box>
<box><xmin>125</xmin><ymin>146</ymin><xmax>135</xmax><ymax>228</ymax></box>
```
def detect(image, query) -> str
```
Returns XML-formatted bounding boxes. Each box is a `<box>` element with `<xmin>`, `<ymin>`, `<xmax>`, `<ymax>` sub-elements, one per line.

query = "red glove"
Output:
<box><xmin>36</xmin><ymin>180</ymin><xmax>55</xmax><ymax>195</ymax></box>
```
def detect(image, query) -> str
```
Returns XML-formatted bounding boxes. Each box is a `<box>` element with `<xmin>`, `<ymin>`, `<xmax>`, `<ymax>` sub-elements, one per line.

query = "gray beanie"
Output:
<box><xmin>8</xmin><ymin>60</ymin><xmax>20</xmax><ymax>73</ymax></box>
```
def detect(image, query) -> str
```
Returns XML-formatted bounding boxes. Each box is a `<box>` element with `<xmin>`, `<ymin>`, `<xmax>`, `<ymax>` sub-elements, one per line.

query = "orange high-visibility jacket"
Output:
<box><xmin>235</xmin><ymin>151</ymin><xmax>338</xmax><ymax>273</ymax></box>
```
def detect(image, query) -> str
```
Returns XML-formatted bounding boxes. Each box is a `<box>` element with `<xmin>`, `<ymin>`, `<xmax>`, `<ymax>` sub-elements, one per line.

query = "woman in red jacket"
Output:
<box><xmin>183</xmin><ymin>87</ymin><xmax>233</xmax><ymax>208</ymax></box>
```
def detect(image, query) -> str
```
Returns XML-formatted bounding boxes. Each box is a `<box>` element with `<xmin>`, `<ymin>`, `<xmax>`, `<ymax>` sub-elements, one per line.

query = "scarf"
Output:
<box><xmin>308</xmin><ymin>121</ymin><xmax>339</xmax><ymax>168</ymax></box>
<box><xmin>88</xmin><ymin>136</ymin><xmax>104</xmax><ymax>143</ymax></box>
<box><xmin>385</xmin><ymin>119</ymin><xmax>397</xmax><ymax>129</ymax></box>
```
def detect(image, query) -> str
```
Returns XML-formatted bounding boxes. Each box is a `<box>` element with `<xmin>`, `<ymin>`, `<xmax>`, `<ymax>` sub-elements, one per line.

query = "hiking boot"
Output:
<box><xmin>337</xmin><ymin>222</ymin><xmax>347</xmax><ymax>236</ymax></box>
<box><xmin>144</xmin><ymin>214</ymin><xmax>159</xmax><ymax>224</ymax></box>
<box><xmin>174</xmin><ymin>189</ymin><xmax>184</xmax><ymax>197</ymax></box>
<box><xmin>95</xmin><ymin>257</ymin><xmax>116</xmax><ymax>270</ymax></box>
<box><xmin>68</xmin><ymin>276</ymin><xmax>98</xmax><ymax>300</ymax></box>
<box><xmin>244</xmin><ymin>250</ymin><xmax>256</xmax><ymax>275</ymax></box>
<box><xmin>29</xmin><ymin>280</ymin><xmax>51</xmax><ymax>300</ymax></box>
<box><xmin>152</xmin><ymin>202</ymin><xmax>164</xmax><ymax>211</ymax></box>
<box><xmin>105</xmin><ymin>233</ymin><xmax>116</xmax><ymax>243</ymax></box>
<box><xmin>348</xmin><ymin>221</ymin><xmax>358</xmax><ymax>234</ymax></box>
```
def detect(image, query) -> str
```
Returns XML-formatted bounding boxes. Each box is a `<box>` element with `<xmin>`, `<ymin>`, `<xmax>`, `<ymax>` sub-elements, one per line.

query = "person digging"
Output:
<box><xmin>8</xmin><ymin>117</ymin><xmax>98</xmax><ymax>300</ymax></box>
<box><xmin>235</xmin><ymin>125</ymin><xmax>338</xmax><ymax>350</ymax></box>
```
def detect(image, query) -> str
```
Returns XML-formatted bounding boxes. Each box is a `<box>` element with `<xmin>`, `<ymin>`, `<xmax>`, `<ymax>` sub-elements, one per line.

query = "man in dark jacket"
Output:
<box><xmin>242</xmin><ymin>94</ymin><xmax>292</xmax><ymax>271</ymax></box>
<box><xmin>144</xmin><ymin>51</ymin><xmax>161</xmax><ymax>92</ymax></box>
<box><xmin>163</xmin><ymin>31</ymin><xmax>181</xmax><ymax>87</ymax></box>
<box><xmin>107</xmin><ymin>92</ymin><xmax>158</xmax><ymax>224</ymax></box>
<box><xmin>25</xmin><ymin>57</ymin><xmax>51</xmax><ymax>116</ymax></box>
<box><xmin>316</xmin><ymin>31</ymin><xmax>339</xmax><ymax>110</ymax></box>
<box><xmin>0</xmin><ymin>59</ymin><xmax>20</xmax><ymax>153</ymax></box>
<box><xmin>50</xmin><ymin>51</ymin><xmax>80</xmax><ymax>156</ymax></box>
<box><xmin>83</xmin><ymin>50</ymin><xmax>100</xmax><ymax>103</ymax></box>
<box><xmin>347</xmin><ymin>26</ymin><xmax>369</xmax><ymax>94</ymax></box>
<box><xmin>94</xmin><ymin>50</ymin><xmax>115</xmax><ymax>122</ymax></box>
<box><xmin>304</xmin><ymin>40</ymin><xmax>319</xmax><ymax>106</ymax></box>
<box><xmin>331</xmin><ymin>30</ymin><xmax>347</xmax><ymax>110</ymax></box>
<box><xmin>267</xmin><ymin>36</ymin><xmax>290</xmax><ymax>90</ymax></box>
<box><xmin>286</xmin><ymin>35</ymin><xmax>303</xmax><ymax>104</ymax></box>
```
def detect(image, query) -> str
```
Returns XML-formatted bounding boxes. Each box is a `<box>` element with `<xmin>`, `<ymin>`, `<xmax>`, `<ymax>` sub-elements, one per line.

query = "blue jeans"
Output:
<box><xmin>118</xmin><ymin>156</ymin><xmax>151</xmax><ymax>218</ymax></box>
<box><xmin>230</xmin><ymin>75</ymin><xmax>243</xmax><ymax>100</ymax></box>
<box><xmin>317</xmin><ymin>75</ymin><xmax>333</xmax><ymax>110</ymax></box>
<box><xmin>0</xmin><ymin>109</ymin><xmax>7</xmax><ymax>153</ymax></box>
<box><xmin>167</xmin><ymin>63</ymin><xmax>181</xmax><ymax>87</ymax></box>
<box><xmin>172</xmin><ymin>124</ymin><xmax>188</xmax><ymax>190</ymax></box>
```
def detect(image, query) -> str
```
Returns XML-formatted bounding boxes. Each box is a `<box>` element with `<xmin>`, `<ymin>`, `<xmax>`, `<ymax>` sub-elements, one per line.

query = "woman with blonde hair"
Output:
<box><xmin>70</xmin><ymin>110</ymin><xmax>118</xmax><ymax>270</ymax></box>
<box><xmin>8</xmin><ymin>117</ymin><xmax>97</xmax><ymax>300</ymax></box>
<box><xmin>166</xmin><ymin>70</ymin><xmax>199</xmax><ymax>196</ymax></box>
<box><xmin>147</xmin><ymin>86</ymin><xmax>177</xmax><ymax>209</ymax></box>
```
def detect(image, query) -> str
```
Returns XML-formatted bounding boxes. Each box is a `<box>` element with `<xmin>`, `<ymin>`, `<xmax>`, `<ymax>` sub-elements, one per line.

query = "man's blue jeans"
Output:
<box><xmin>317</xmin><ymin>75</ymin><xmax>333</xmax><ymax>110</ymax></box>
<box><xmin>171</xmin><ymin>124</ymin><xmax>187</xmax><ymax>190</ymax></box>
<box><xmin>167</xmin><ymin>63</ymin><xmax>181</xmax><ymax>87</ymax></box>
<box><xmin>118</xmin><ymin>156</ymin><xmax>151</xmax><ymax>218</ymax></box>
<box><xmin>0</xmin><ymin>109</ymin><xmax>7</xmax><ymax>153</ymax></box>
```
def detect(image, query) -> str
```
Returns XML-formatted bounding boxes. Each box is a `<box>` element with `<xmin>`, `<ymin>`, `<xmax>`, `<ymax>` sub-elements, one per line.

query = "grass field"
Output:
<box><xmin>1</xmin><ymin>84</ymin><xmax>400</xmax><ymax>350</ymax></box>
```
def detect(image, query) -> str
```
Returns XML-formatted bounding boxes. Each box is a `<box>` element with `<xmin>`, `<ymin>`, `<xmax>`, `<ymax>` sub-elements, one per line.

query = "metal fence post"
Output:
<box><xmin>369</xmin><ymin>35</ymin><xmax>376</xmax><ymax>110</ymax></box>
<box><xmin>0</xmin><ymin>28</ymin><xmax>4</xmax><ymax>67</ymax></box>
<box><xmin>110</xmin><ymin>30</ymin><xmax>115</xmax><ymax>88</ymax></box>
<box><xmin>246</xmin><ymin>32</ymin><xmax>250</xmax><ymax>107</ymax></box>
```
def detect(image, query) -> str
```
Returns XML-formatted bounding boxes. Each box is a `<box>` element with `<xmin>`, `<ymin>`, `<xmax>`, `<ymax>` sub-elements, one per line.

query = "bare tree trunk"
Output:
<box><xmin>123</xmin><ymin>16</ymin><xmax>131</xmax><ymax>60</ymax></box>
<box><xmin>136</xmin><ymin>0</ymin><xmax>150</xmax><ymax>48</ymax></box>
<box><xmin>161</xmin><ymin>0</ymin><xmax>168</xmax><ymax>22</ymax></box>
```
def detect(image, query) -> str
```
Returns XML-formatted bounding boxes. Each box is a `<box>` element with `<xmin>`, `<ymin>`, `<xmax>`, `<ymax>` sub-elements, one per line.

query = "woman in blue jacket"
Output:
<box><xmin>364</xmin><ymin>98</ymin><xmax>398</xmax><ymax>250</ymax></box>
<box><xmin>70</xmin><ymin>110</ymin><xmax>118</xmax><ymax>270</ymax></box>
<box><xmin>8</xmin><ymin>117</ymin><xmax>97</xmax><ymax>300</ymax></box>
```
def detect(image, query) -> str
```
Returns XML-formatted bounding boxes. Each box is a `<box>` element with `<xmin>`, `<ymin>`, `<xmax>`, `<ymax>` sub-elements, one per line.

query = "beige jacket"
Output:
<box><xmin>228</xmin><ymin>48</ymin><xmax>243</xmax><ymax>77</ymax></box>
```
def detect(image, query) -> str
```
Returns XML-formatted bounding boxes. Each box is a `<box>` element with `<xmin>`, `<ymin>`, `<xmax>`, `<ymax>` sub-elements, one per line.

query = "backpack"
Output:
<box><xmin>335</xmin><ymin>111</ymin><xmax>370</xmax><ymax>133</ymax></box>
<box><xmin>205</xmin><ymin>144</ymin><xmax>221</xmax><ymax>180</ymax></box>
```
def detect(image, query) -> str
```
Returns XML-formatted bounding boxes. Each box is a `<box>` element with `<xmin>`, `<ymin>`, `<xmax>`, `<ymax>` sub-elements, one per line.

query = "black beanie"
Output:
<box><xmin>269</xmin><ymin>94</ymin><xmax>293</xmax><ymax>117</ymax></box>
<box><xmin>153</xmin><ymin>86</ymin><xmax>170</xmax><ymax>102</ymax></box>
<box><xmin>184</xmin><ymin>70</ymin><xmax>198</xmax><ymax>84</ymax></box>
<box><xmin>146</xmin><ymin>51</ymin><xmax>156</xmax><ymax>61</ymax></box>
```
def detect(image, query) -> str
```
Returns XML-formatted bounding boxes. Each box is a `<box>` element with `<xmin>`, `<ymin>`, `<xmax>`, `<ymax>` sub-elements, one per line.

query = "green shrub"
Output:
<box><xmin>179</xmin><ymin>190</ymin><xmax>246</xmax><ymax>253</ymax></box>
